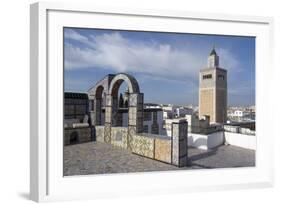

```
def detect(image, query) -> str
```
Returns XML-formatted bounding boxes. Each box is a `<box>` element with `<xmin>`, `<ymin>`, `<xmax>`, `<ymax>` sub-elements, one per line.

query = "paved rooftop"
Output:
<box><xmin>63</xmin><ymin>142</ymin><xmax>255</xmax><ymax>176</ymax></box>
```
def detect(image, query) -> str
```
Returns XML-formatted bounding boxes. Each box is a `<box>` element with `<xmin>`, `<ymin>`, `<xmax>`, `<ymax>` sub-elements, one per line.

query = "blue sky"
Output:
<box><xmin>64</xmin><ymin>28</ymin><xmax>255</xmax><ymax>106</ymax></box>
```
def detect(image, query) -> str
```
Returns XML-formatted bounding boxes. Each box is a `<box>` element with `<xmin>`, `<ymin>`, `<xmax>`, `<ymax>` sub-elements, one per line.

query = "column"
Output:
<box><xmin>104</xmin><ymin>94</ymin><xmax>112</xmax><ymax>143</ymax></box>
<box><xmin>127</xmin><ymin>93</ymin><xmax>143</xmax><ymax>150</ymax></box>
<box><xmin>172</xmin><ymin>119</ymin><xmax>188</xmax><ymax>167</ymax></box>
<box><xmin>94</xmin><ymin>98</ymin><xmax>102</xmax><ymax>125</ymax></box>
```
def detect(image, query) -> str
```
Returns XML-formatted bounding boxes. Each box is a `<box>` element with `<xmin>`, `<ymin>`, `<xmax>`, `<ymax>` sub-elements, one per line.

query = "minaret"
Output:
<box><xmin>208</xmin><ymin>47</ymin><xmax>219</xmax><ymax>68</ymax></box>
<box><xmin>123</xmin><ymin>87</ymin><xmax>129</xmax><ymax>108</ymax></box>
<box><xmin>199</xmin><ymin>47</ymin><xmax>227</xmax><ymax>123</ymax></box>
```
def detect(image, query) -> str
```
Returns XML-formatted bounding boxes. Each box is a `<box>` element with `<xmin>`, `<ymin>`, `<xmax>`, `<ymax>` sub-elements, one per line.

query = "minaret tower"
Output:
<box><xmin>199</xmin><ymin>47</ymin><xmax>227</xmax><ymax>123</ymax></box>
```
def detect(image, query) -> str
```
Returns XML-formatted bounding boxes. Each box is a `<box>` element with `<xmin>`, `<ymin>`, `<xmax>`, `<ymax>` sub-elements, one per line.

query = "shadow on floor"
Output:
<box><xmin>17</xmin><ymin>192</ymin><xmax>30</xmax><ymax>200</ymax></box>
<box><xmin>187</xmin><ymin>148</ymin><xmax>218</xmax><ymax>168</ymax></box>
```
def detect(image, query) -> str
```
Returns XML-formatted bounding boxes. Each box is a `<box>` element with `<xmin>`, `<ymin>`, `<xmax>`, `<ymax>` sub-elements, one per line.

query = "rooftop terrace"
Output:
<box><xmin>64</xmin><ymin>141</ymin><xmax>255</xmax><ymax>176</ymax></box>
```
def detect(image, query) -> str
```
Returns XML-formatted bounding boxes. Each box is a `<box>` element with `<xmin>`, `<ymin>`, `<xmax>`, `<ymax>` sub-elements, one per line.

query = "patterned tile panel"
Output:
<box><xmin>172</xmin><ymin>138</ymin><xmax>179</xmax><ymax>165</ymax></box>
<box><xmin>131</xmin><ymin>134</ymin><xmax>154</xmax><ymax>158</ymax></box>
<box><xmin>95</xmin><ymin>126</ymin><xmax>104</xmax><ymax>143</ymax></box>
<box><xmin>105</xmin><ymin>107</ymin><xmax>112</xmax><ymax>123</ymax></box>
<box><xmin>128</xmin><ymin>94</ymin><xmax>138</xmax><ymax>106</ymax></box>
<box><xmin>111</xmin><ymin>127</ymin><xmax>128</xmax><ymax>149</ymax></box>
<box><xmin>171</xmin><ymin>121</ymin><xmax>188</xmax><ymax>167</ymax></box>
<box><xmin>127</xmin><ymin>126</ymin><xmax>136</xmax><ymax>150</ymax></box>
<box><xmin>105</xmin><ymin>95</ymin><xmax>112</xmax><ymax>106</ymax></box>
<box><xmin>155</xmin><ymin>138</ymin><xmax>172</xmax><ymax>163</ymax></box>
<box><xmin>104</xmin><ymin>123</ymin><xmax>111</xmax><ymax>143</ymax></box>
<box><xmin>128</xmin><ymin>107</ymin><xmax>137</xmax><ymax>126</ymax></box>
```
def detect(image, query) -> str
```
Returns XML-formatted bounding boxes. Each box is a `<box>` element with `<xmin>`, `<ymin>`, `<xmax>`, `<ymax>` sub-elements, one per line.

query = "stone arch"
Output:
<box><xmin>93</xmin><ymin>85</ymin><xmax>105</xmax><ymax>125</ymax></box>
<box><xmin>108</xmin><ymin>73</ymin><xmax>140</xmax><ymax>97</ymax></box>
<box><xmin>104</xmin><ymin>73</ymin><xmax>143</xmax><ymax>149</ymax></box>
<box><xmin>87</xmin><ymin>74</ymin><xmax>115</xmax><ymax>126</ymax></box>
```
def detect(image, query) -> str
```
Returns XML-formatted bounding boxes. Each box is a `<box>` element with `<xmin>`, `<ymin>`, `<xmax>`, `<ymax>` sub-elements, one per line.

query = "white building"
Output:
<box><xmin>100</xmin><ymin>107</ymin><xmax>164</xmax><ymax>135</ymax></box>
<box><xmin>227</xmin><ymin>108</ymin><xmax>255</xmax><ymax>122</ymax></box>
<box><xmin>184</xmin><ymin>114</ymin><xmax>210</xmax><ymax>133</ymax></box>
<box><xmin>162</xmin><ymin>104</ymin><xmax>193</xmax><ymax>119</ymax></box>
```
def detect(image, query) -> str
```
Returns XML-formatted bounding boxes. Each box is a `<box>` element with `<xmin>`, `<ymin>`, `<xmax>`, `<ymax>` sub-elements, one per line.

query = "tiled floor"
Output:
<box><xmin>63</xmin><ymin>141</ymin><xmax>255</xmax><ymax>176</ymax></box>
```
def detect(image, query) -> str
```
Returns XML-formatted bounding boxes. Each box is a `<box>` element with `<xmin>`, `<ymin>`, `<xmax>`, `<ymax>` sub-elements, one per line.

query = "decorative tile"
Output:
<box><xmin>105</xmin><ymin>107</ymin><xmax>112</xmax><ymax>123</ymax></box>
<box><xmin>106</xmin><ymin>95</ymin><xmax>112</xmax><ymax>106</ymax></box>
<box><xmin>104</xmin><ymin>123</ymin><xmax>111</xmax><ymax>143</ymax></box>
<box><xmin>155</xmin><ymin>138</ymin><xmax>171</xmax><ymax>163</ymax></box>
<box><xmin>95</xmin><ymin>126</ymin><xmax>104</xmax><ymax>143</ymax></box>
<box><xmin>129</xmin><ymin>94</ymin><xmax>138</xmax><ymax>106</ymax></box>
<box><xmin>111</xmin><ymin>127</ymin><xmax>128</xmax><ymax>149</ymax></box>
<box><xmin>131</xmin><ymin>134</ymin><xmax>154</xmax><ymax>158</ymax></box>
<box><xmin>127</xmin><ymin>126</ymin><xmax>136</xmax><ymax>150</ymax></box>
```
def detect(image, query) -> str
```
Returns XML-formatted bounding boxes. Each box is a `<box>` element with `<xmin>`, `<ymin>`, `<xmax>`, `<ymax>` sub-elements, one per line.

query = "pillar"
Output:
<box><xmin>127</xmin><ymin>93</ymin><xmax>143</xmax><ymax>150</ymax></box>
<box><xmin>94</xmin><ymin>97</ymin><xmax>102</xmax><ymax>125</ymax></box>
<box><xmin>104</xmin><ymin>94</ymin><xmax>112</xmax><ymax>143</ymax></box>
<box><xmin>172</xmin><ymin>120</ymin><xmax>188</xmax><ymax>167</ymax></box>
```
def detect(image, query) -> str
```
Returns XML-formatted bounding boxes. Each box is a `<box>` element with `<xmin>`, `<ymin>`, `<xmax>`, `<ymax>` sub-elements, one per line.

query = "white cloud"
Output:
<box><xmin>64</xmin><ymin>29</ymin><xmax>240</xmax><ymax>82</ymax></box>
<box><xmin>64</xmin><ymin>29</ymin><xmax>88</xmax><ymax>42</ymax></box>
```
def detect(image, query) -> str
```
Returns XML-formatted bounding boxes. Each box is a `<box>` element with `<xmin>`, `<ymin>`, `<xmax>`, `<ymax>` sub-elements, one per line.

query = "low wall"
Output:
<box><xmin>93</xmin><ymin>120</ymin><xmax>188</xmax><ymax>167</ymax></box>
<box><xmin>64</xmin><ymin>127</ymin><xmax>92</xmax><ymax>146</ymax></box>
<box><xmin>155</xmin><ymin>138</ymin><xmax>172</xmax><ymax>163</ymax></box>
<box><xmin>188</xmin><ymin>131</ymin><xmax>224</xmax><ymax>150</ymax></box>
<box><xmin>95</xmin><ymin>126</ymin><xmax>104</xmax><ymax>142</ymax></box>
<box><xmin>224</xmin><ymin>132</ymin><xmax>256</xmax><ymax>150</ymax></box>
<box><xmin>131</xmin><ymin>120</ymin><xmax>188</xmax><ymax>166</ymax></box>
<box><xmin>131</xmin><ymin>134</ymin><xmax>155</xmax><ymax>158</ymax></box>
<box><xmin>111</xmin><ymin>127</ymin><xmax>128</xmax><ymax>149</ymax></box>
<box><xmin>131</xmin><ymin>134</ymin><xmax>172</xmax><ymax>164</ymax></box>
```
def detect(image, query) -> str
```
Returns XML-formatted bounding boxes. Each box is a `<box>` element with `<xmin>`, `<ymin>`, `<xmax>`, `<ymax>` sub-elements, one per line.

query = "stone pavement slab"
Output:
<box><xmin>63</xmin><ymin>141</ymin><xmax>255</xmax><ymax>176</ymax></box>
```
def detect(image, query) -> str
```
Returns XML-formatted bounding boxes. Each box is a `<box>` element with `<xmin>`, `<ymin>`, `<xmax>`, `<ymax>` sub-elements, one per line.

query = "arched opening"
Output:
<box><xmin>111</xmin><ymin>80</ymin><xmax>129</xmax><ymax>127</ymax></box>
<box><xmin>94</xmin><ymin>85</ymin><xmax>105</xmax><ymax>126</ymax></box>
<box><xmin>104</xmin><ymin>73</ymin><xmax>143</xmax><ymax>147</ymax></box>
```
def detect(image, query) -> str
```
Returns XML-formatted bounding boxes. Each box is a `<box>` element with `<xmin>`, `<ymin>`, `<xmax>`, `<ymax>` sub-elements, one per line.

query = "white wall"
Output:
<box><xmin>225</xmin><ymin>132</ymin><xmax>256</xmax><ymax>150</ymax></box>
<box><xmin>188</xmin><ymin>131</ymin><xmax>256</xmax><ymax>150</ymax></box>
<box><xmin>188</xmin><ymin>132</ymin><xmax>224</xmax><ymax>150</ymax></box>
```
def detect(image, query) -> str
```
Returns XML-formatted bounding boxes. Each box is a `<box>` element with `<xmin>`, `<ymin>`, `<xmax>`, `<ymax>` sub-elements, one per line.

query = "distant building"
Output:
<box><xmin>224</xmin><ymin>121</ymin><xmax>255</xmax><ymax>135</ymax></box>
<box><xmin>64</xmin><ymin>92</ymin><xmax>89</xmax><ymax>128</ymax></box>
<box><xmin>162</xmin><ymin>104</ymin><xmax>193</xmax><ymax>119</ymax></box>
<box><xmin>184</xmin><ymin>114</ymin><xmax>210</xmax><ymax>133</ymax></box>
<box><xmin>199</xmin><ymin>48</ymin><xmax>227</xmax><ymax>123</ymax></box>
<box><xmin>98</xmin><ymin>107</ymin><xmax>164</xmax><ymax>135</ymax></box>
<box><xmin>227</xmin><ymin>106</ymin><xmax>255</xmax><ymax>122</ymax></box>
<box><xmin>64</xmin><ymin>92</ymin><xmax>91</xmax><ymax>145</ymax></box>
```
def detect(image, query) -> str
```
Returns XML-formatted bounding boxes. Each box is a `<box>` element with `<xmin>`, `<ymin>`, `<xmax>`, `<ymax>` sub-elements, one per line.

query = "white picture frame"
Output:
<box><xmin>30</xmin><ymin>2</ymin><xmax>274</xmax><ymax>202</ymax></box>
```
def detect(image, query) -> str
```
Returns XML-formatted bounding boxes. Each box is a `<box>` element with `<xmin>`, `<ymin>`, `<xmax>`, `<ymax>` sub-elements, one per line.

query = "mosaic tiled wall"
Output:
<box><xmin>93</xmin><ymin>120</ymin><xmax>188</xmax><ymax>167</ymax></box>
<box><xmin>104</xmin><ymin>123</ymin><xmax>111</xmax><ymax>143</ymax></box>
<box><xmin>172</xmin><ymin>121</ymin><xmax>188</xmax><ymax>167</ymax></box>
<box><xmin>93</xmin><ymin>121</ymin><xmax>187</xmax><ymax>167</ymax></box>
<box><xmin>131</xmin><ymin>134</ymin><xmax>154</xmax><ymax>158</ymax></box>
<box><xmin>155</xmin><ymin>138</ymin><xmax>172</xmax><ymax>163</ymax></box>
<box><xmin>95</xmin><ymin>126</ymin><xmax>104</xmax><ymax>143</ymax></box>
<box><xmin>111</xmin><ymin>127</ymin><xmax>128</xmax><ymax>149</ymax></box>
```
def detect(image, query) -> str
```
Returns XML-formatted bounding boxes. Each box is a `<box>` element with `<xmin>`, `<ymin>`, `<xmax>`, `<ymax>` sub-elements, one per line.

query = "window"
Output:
<box><xmin>218</xmin><ymin>74</ymin><xmax>225</xmax><ymax>80</ymax></box>
<box><xmin>143</xmin><ymin>125</ymin><xmax>149</xmax><ymax>133</ymax></box>
<box><xmin>203</xmin><ymin>74</ymin><xmax>212</xmax><ymax>79</ymax></box>
<box><xmin>144</xmin><ymin>112</ymin><xmax>152</xmax><ymax>121</ymax></box>
<box><xmin>153</xmin><ymin>111</ymin><xmax>158</xmax><ymax>122</ymax></box>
